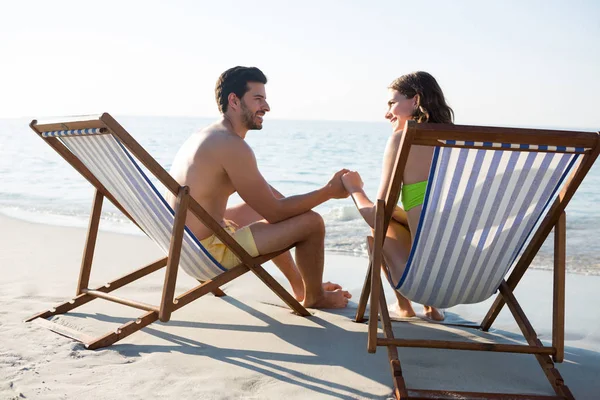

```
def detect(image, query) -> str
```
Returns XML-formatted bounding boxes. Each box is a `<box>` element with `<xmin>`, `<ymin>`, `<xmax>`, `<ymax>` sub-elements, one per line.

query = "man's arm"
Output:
<box><xmin>222</xmin><ymin>138</ymin><xmax>348</xmax><ymax>223</ymax></box>
<box><xmin>269</xmin><ymin>185</ymin><xmax>285</xmax><ymax>199</ymax></box>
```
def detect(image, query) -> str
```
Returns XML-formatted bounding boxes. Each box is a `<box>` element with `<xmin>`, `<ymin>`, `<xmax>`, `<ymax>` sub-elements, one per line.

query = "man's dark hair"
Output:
<box><xmin>215</xmin><ymin>66</ymin><xmax>267</xmax><ymax>113</ymax></box>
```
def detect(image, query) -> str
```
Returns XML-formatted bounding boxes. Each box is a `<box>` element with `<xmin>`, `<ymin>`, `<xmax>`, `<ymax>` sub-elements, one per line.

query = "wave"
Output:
<box><xmin>322</xmin><ymin>205</ymin><xmax>362</xmax><ymax>222</ymax></box>
<box><xmin>0</xmin><ymin>206</ymin><xmax>141</xmax><ymax>236</ymax></box>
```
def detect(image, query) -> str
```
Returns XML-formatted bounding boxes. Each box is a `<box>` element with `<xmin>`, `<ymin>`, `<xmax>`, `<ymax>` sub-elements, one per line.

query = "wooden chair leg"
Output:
<box><xmin>159</xmin><ymin>186</ymin><xmax>189</xmax><ymax>322</ymax></box>
<box><xmin>87</xmin><ymin>311</ymin><xmax>159</xmax><ymax>350</ymax></box>
<box><xmin>77</xmin><ymin>190</ymin><xmax>103</xmax><ymax>295</ymax></box>
<box><xmin>355</xmin><ymin>237</ymin><xmax>373</xmax><ymax>323</ymax></box>
<box><xmin>378</xmin><ymin>278</ymin><xmax>408</xmax><ymax>398</ymax></box>
<box><xmin>499</xmin><ymin>281</ymin><xmax>574</xmax><ymax>399</ymax></box>
<box><xmin>552</xmin><ymin>211</ymin><xmax>566</xmax><ymax>363</ymax></box>
<box><xmin>368</xmin><ymin>200</ymin><xmax>386</xmax><ymax>353</ymax></box>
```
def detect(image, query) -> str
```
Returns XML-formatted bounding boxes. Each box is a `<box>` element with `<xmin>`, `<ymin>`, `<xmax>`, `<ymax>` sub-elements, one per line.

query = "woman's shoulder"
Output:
<box><xmin>386</xmin><ymin>130</ymin><xmax>404</xmax><ymax>148</ymax></box>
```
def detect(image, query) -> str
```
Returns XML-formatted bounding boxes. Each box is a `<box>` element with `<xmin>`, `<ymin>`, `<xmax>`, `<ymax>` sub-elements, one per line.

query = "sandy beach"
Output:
<box><xmin>1</xmin><ymin>213</ymin><xmax>599</xmax><ymax>399</ymax></box>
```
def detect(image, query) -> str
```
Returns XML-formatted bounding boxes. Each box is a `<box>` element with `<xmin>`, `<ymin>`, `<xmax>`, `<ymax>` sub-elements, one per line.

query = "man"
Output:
<box><xmin>167</xmin><ymin>66</ymin><xmax>351</xmax><ymax>308</ymax></box>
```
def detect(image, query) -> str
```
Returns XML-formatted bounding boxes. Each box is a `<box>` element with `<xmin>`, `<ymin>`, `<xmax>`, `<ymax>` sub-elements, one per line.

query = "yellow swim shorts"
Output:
<box><xmin>199</xmin><ymin>220</ymin><xmax>260</xmax><ymax>269</ymax></box>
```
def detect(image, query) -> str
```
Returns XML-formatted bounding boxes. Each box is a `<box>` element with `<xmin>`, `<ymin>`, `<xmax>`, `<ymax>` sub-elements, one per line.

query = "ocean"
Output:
<box><xmin>1</xmin><ymin>116</ymin><xmax>598</xmax><ymax>275</ymax></box>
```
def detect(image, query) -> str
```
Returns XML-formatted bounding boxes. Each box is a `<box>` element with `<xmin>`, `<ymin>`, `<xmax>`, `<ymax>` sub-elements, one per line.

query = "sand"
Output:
<box><xmin>1</xmin><ymin>214</ymin><xmax>599</xmax><ymax>399</ymax></box>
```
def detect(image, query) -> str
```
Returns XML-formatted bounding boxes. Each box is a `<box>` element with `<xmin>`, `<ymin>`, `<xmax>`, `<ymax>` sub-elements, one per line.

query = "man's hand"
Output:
<box><xmin>326</xmin><ymin>169</ymin><xmax>350</xmax><ymax>199</ymax></box>
<box><xmin>341</xmin><ymin>171</ymin><xmax>364</xmax><ymax>194</ymax></box>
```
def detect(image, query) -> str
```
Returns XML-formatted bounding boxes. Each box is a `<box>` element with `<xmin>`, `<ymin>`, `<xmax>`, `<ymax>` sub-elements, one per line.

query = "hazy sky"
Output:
<box><xmin>2</xmin><ymin>0</ymin><xmax>599</xmax><ymax>129</ymax></box>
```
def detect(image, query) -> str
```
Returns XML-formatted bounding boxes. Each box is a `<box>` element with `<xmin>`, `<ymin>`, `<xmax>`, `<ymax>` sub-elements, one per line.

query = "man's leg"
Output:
<box><xmin>225</xmin><ymin>203</ymin><xmax>344</xmax><ymax>302</ymax></box>
<box><xmin>225</xmin><ymin>203</ymin><xmax>304</xmax><ymax>300</ymax></box>
<box><xmin>248</xmin><ymin>211</ymin><xmax>351</xmax><ymax>309</ymax></box>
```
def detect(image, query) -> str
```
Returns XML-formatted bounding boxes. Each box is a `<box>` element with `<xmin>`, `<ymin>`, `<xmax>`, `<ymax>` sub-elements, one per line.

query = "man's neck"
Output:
<box><xmin>221</xmin><ymin>115</ymin><xmax>248</xmax><ymax>139</ymax></box>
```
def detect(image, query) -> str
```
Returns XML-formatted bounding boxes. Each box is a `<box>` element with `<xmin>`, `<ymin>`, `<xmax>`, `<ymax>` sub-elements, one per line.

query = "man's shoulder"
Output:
<box><xmin>193</xmin><ymin>126</ymin><xmax>253</xmax><ymax>160</ymax></box>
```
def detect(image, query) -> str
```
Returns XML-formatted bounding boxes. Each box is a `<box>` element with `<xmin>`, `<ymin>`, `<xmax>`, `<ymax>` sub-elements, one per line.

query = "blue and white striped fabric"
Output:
<box><xmin>439</xmin><ymin>140</ymin><xmax>589</xmax><ymax>154</ymax></box>
<box><xmin>41</xmin><ymin>128</ymin><xmax>105</xmax><ymax>138</ymax></box>
<box><xmin>395</xmin><ymin>146</ymin><xmax>579</xmax><ymax>308</ymax></box>
<box><xmin>53</xmin><ymin>133</ymin><xmax>227</xmax><ymax>281</ymax></box>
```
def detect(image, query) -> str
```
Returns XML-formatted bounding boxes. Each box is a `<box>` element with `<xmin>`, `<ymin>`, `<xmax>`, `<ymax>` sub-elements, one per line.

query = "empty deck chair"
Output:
<box><xmin>25</xmin><ymin>113</ymin><xmax>310</xmax><ymax>350</ymax></box>
<box><xmin>354</xmin><ymin>121</ymin><xmax>599</xmax><ymax>399</ymax></box>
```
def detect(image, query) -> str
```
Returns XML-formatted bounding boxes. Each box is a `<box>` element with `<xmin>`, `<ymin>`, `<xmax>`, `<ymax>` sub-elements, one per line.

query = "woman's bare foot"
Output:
<box><xmin>322</xmin><ymin>281</ymin><xmax>343</xmax><ymax>291</ymax></box>
<box><xmin>303</xmin><ymin>289</ymin><xmax>352</xmax><ymax>309</ymax></box>
<box><xmin>393</xmin><ymin>301</ymin><xmax>416</xmax><ymax>318</ymax></box>
<box><xmin>391</xmin><ymin>290</ymin><xmax>417</xmax><ymax>318</ymax></box>
<box><xmin>423</xmin><ymin>305</ymin><xmax>445</xmax><ymax>321</ymax></box>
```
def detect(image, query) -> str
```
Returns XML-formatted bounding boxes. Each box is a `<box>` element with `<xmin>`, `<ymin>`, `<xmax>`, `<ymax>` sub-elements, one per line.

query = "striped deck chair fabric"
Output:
<box><xmin>41</xmin><ymin>128</ymin><xmax>226</xmax><ymax>281</ymax></box>
<box><xmin>395</xmin><ymin>143</ymin><xmax>582</xmax><ymax>308</ymax></box>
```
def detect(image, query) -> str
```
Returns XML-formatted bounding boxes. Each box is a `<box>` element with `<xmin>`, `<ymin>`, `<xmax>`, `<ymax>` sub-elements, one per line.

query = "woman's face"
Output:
<box><xmin>385</xmin><ymin>89</ymin><xmax>416</xmax><ymax>132</ymax></box>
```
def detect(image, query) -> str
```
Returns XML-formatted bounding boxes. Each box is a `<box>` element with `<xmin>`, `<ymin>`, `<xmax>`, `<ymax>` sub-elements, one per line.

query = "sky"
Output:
<box><xmin>1</xmin><ymin>0</ymin><xmax>599</xmax><ymax>129</ymax></box>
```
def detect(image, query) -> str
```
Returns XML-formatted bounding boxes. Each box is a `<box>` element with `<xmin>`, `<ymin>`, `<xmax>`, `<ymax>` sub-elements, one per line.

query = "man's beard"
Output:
<box><xmin>240</xmin><ymin>101</ymin><xmax>263</xmax><ymax>130</ymax></box>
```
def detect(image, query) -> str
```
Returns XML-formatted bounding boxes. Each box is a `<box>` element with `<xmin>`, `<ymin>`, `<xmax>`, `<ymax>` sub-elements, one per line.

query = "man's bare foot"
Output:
<box><xmin>292</xmin><ymin>286</ymin><xmax>305</xmax><ymax>302</ymax></box>
<box><xmin>294</xmin><ymin>281</ymin><xmax>344</xmax><ymax>302</ymax></box>
<box><xmin>423</xmin><ymin>305</ymin><xmax>445</xmax><ymax>321</ymax></box>
<box><xmin>303</xmin><ymin>289</ymin><xmax>352</xmax><ymax>309</ymax></box>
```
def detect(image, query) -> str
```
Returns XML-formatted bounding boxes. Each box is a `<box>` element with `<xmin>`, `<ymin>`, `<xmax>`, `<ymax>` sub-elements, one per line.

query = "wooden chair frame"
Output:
<box><xmin>354</xmin><ymin>121</ymin><xmax>600</xmax><ymax>399</ymax></box>
<box><xmin>25</xmin><ymin>113</ymin><xmax>310</xmax><ymax>350</ymax></box>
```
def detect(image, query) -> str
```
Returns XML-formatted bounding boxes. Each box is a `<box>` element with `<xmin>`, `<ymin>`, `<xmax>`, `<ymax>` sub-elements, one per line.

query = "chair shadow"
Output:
<box><xmin>68</xmin><ymin>296</ymin><xmax>388</xmax><ymax>400</ymax></box>
<box><xmin>65</xmin><ymin>296</ymin><xmax>600</xmax><ymax>399</ymax></box>
<box><xmin>366</xmin><ymin>307</ymin><xmax>600</xmax><ymax>397</ymax></box>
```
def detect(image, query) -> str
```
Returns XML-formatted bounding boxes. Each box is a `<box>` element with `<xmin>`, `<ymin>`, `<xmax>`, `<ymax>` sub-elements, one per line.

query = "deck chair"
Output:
<box><xmin>354</xmin><ymin>121</ymin><xmax>600</xmax><ymax>399</ymax></box>
<box><xmin>25</xmin><ymin>113</ymin><xmax>310</xmax><ymax>350</ymax></box>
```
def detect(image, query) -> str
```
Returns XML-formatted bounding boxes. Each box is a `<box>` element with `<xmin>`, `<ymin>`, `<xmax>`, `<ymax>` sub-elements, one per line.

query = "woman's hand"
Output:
<box><xmin>341</xmin><ymin>171</ymin><xmax>364</xmax><ymax>193</ymax></box>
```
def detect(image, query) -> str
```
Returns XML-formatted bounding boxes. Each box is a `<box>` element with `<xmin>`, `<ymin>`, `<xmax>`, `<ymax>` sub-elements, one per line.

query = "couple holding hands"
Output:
<box><xmin>167</xmin><ymin>66</ymin><xmax>452</xmax><ymax>320</ymax></box>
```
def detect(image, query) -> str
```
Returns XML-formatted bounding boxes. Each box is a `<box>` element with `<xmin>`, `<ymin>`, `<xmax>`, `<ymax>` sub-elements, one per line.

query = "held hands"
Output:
<box><xmin>326</xmin><ymin>169</ymin><xmax>351</xmax><ymax>199</ymax></box>
<box><xmin>341</xmin><ymin>170</ymin><xmax>364</xmax><ymax>194</ymax></box>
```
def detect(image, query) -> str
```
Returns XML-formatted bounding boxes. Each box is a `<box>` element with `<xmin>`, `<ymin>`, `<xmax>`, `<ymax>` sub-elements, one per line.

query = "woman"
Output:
<box><xmin>342</xmin><ymin>71</ymin><xmax>454</xmax><ymax>321</ymax></box>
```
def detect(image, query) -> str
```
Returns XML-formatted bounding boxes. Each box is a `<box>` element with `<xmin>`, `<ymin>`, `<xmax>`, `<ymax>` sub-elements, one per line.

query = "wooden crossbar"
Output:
<box><xmin>406</xmin><ymin>389</ymin><xmax>565</xmax><ymax>400</ymax></box>
<box><xmin>82</xmin><ymin>290</ymin><xmax>159</xmax><ymax>312</ymax></box>
<box><xmin>377</xmin><ymin>338</ymin><xmax>555</xmax><ymax>355</ymax></box>
<box><xmin>24</xmin><ymin>257</ymin><xmax>168</xmax><ymax>323</ymax></box>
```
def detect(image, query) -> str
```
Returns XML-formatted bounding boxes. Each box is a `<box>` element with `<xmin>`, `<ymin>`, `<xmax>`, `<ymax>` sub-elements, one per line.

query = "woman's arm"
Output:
<box><xmin>341</xmin><ymin>171</ymin><xmax>376</xmax><ymax>229</ymax></box>
<box><xmin>342</xmin><ymin>131</ymin><xmax>406</xmax><ymax>229</ymax></box>
<box><xmin>342</xmin><ymin>176</ymin><xmax>408</xmax><ymax>229</ymax></box>
<box><xmin>376</xmin><ymin>131</ymin><xmax>404</xmax><ymax>201</ymax></box>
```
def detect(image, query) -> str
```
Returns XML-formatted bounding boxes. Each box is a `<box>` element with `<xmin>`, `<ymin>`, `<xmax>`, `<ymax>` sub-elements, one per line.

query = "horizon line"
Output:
<box><xmin>1</xmin><ymin>114</ymin><xmax>597</xmax><ymax>132</ymax></box>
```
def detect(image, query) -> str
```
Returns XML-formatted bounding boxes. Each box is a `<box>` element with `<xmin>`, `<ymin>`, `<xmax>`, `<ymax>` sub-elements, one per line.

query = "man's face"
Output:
<box><xmin>239</xmin><ymin>82</ymin><xmax>270</xmax><ymax>130</ymax></box>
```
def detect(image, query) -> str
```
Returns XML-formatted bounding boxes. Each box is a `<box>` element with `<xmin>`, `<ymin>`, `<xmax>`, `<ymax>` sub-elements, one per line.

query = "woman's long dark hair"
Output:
<box><xmin>389</xmin><ymin>71</ymin><xmax>454</xmax><ymax>124</ymax></box>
